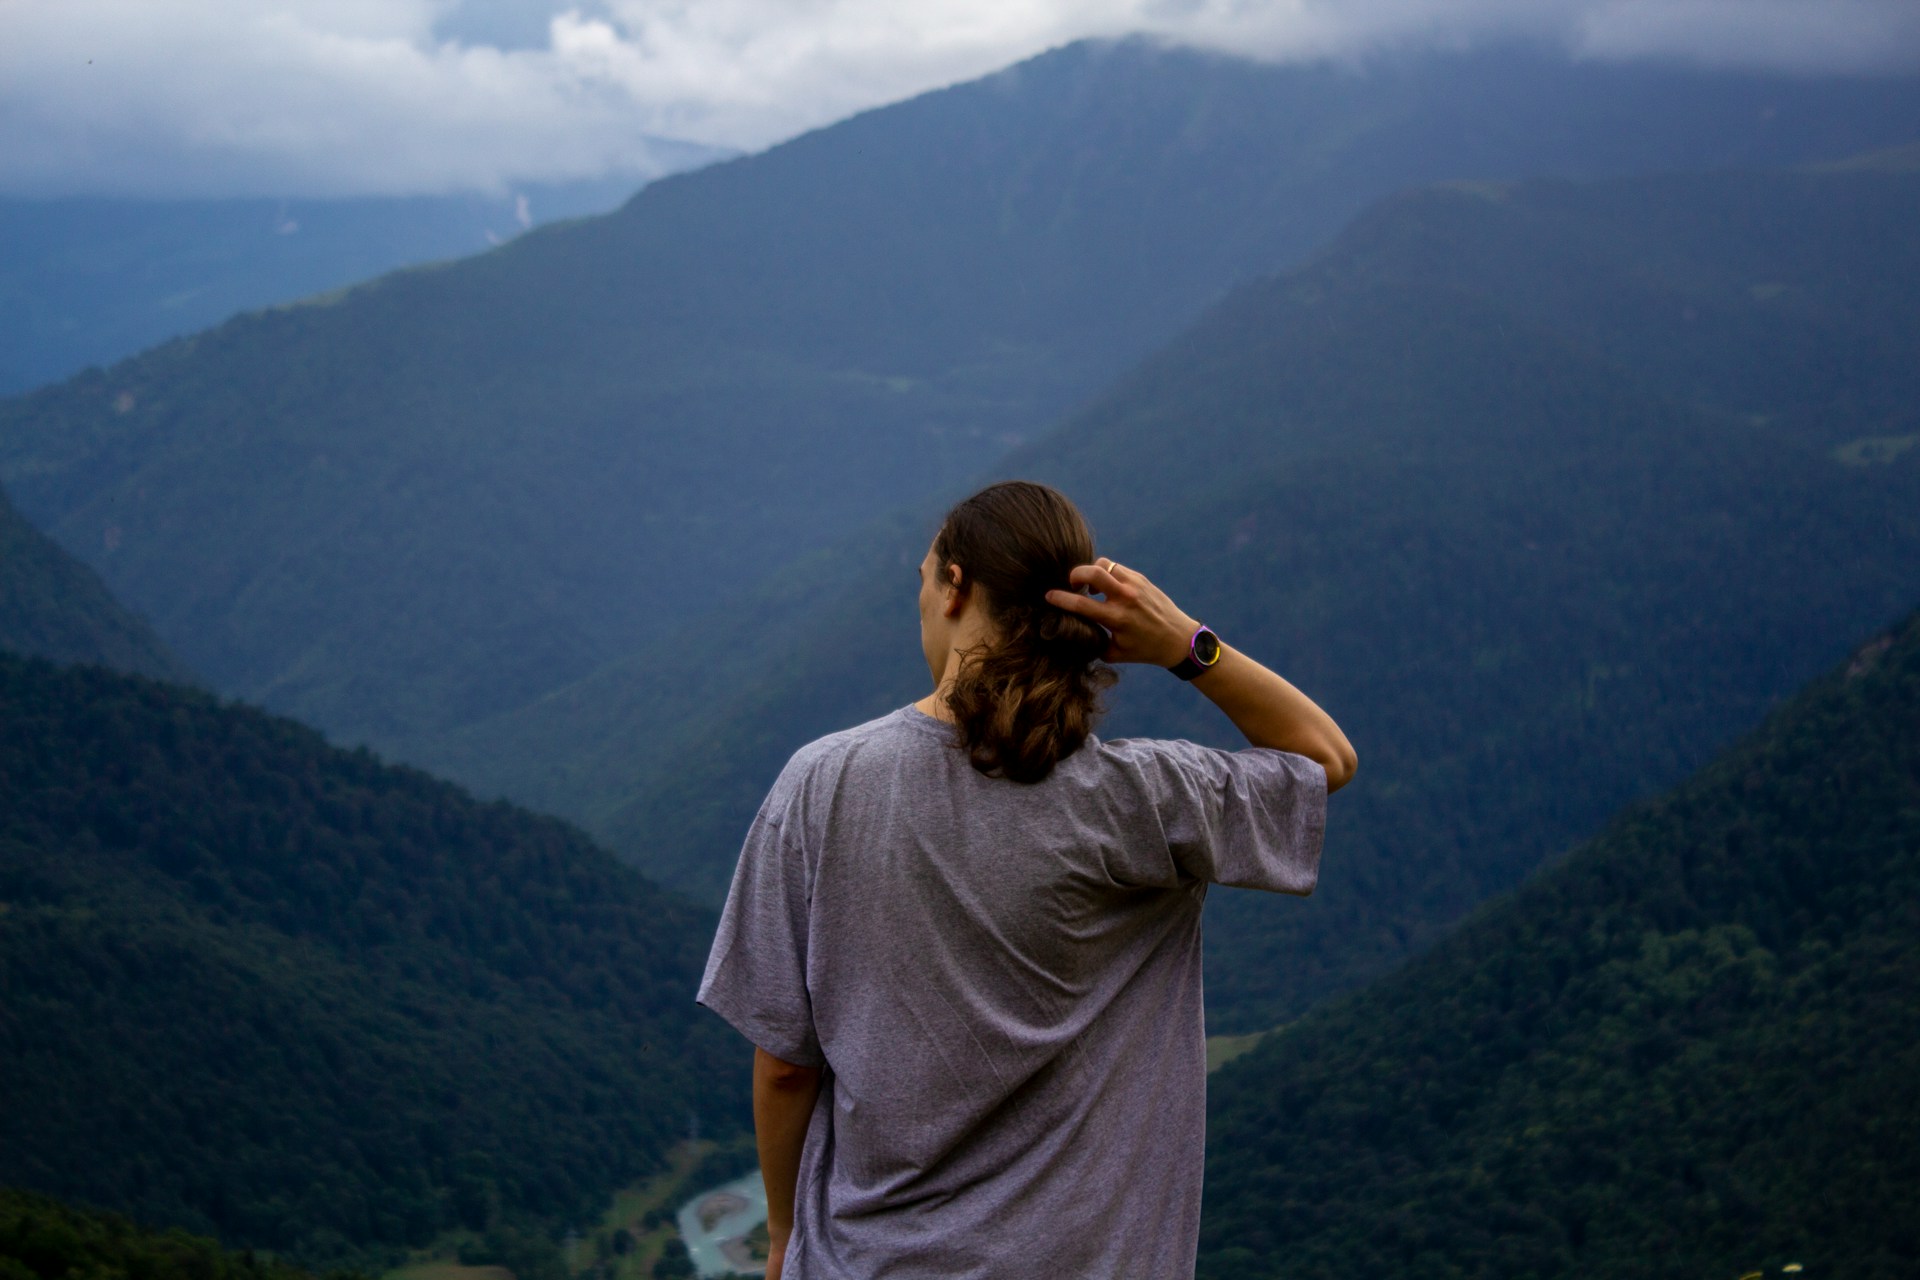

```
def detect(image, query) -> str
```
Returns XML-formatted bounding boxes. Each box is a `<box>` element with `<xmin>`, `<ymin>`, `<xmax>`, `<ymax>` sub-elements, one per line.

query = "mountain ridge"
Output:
<box><xmin>1196</xmin><ymin>609</ymin><xmax>1920</xmax><ymax>1278</ymax></box>
<box><xmin>0</xmin><ymin>480</ymin><xmax>187</xmax><ymax>681</ymax></box>
<box><xmin>417</xmin><ymin>166</ymin><xmax>1920</xmax><ymax>1036</ymax></box>
<box><xmin>0</xmin><ymin>650</ymin><xmax>735</xmax><ymax>1266</ymax></box>
<box><xmin>3</xmin><ymin>41</ymin><xmax>1914</xmax><ymax>751</ymax></box>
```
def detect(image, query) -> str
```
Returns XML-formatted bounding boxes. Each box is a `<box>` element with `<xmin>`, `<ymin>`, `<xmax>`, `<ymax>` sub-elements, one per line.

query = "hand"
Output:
<box><xmin>767</xmin><ymin>1239</ymin><xmax>786</xmax><ymax>1280</ymax></box>
<box><xmin>1045</xmin><ymin>557</ymin><xmax>1200</xmax><ymax>668</ymax></box>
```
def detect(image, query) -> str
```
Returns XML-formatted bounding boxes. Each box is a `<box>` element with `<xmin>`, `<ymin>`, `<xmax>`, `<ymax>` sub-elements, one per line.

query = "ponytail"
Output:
<box><xmin>934</xmin><ymin>482</ymin><xmax>1116</xmax><ymax>783</ymax></box>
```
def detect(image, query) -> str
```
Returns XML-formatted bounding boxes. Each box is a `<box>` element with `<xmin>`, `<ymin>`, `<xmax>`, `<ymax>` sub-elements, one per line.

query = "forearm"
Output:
<box><xmin>1192</xmin><ymin>643</ymin><xmax>1358</xmax><ymax>790</ymax></box>
<box><xmin>753</xmin><ymin>1047</ymin><xmax>823</xmax><ymax>1252</ymax></box>
<box><xmin>1044</xmin><ymin>557</ymin><xmax>1356</xmax><ymax>791</ymax></box>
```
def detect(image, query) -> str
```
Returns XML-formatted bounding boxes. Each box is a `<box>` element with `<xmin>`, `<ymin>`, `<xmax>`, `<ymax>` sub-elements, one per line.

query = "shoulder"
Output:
<box><xmin>1089</xmin><ymin>734</ymin><xmax>1318</xmax><ymax>796</ymax></box>
<box><xmin>763</xmin><ymin>707</ymin><xmax>932</xmax><ymax>814</ymax></box>
<box><xmin>1085</xmin><ymin>734</ymin><xmax>1215</xmax><ymax>781</ymax></box>
<box><xmin>782</xmin><ymin>707</ymin><xmax>924</xmax><ymax>774</ymax></box>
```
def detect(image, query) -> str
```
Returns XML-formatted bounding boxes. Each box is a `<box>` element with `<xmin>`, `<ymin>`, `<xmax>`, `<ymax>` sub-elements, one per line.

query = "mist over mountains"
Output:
<box><xmin>0</xmin><ymin>159</ymin><xmax>730</xmax><ymax>399</ymax></box>
<box><xmin>3</xmin><ymin>41</ymin><xmax>1915</xmax><ymax>754</ymax></box>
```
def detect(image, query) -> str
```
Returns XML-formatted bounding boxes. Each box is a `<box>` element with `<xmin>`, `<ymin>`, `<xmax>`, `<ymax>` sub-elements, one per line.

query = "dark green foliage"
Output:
<box><xmin>0</xmin><ymin>1186</ymin><xmax>358</xmax><ymax>1280</ymax></box>
<box><xmin>457</xmin><ymin>1226</ymin><xmax>564</xmax><ymax>1280</ymax></box>
<box><xmin>0</xmin><ymin>653</ymin><xmax>736</xmax><ymax>1267</ymax></box>
<box><xmin>649</xmin><ymin>1239</ymin><xmax>692</xmax><ymax>1280</ymax></box>
<box><xmin>1195</xmin><ymin>611</ymin><xmax>1920</xmax><ymax>1279</ymax></box>
<box><xmin>0</xmin><ymin>482</ymin><xmax>185</xmax><ymax>680</ymax></box>
<box><xmin>431</xmin><ymin>169</ymin><xmax>1920</xmax><ymax>1038</ymax></box>
<box><xmin>3</xmin><ymin>44</ymin><xmax>1912</xmax><ymax>750</ymax></box>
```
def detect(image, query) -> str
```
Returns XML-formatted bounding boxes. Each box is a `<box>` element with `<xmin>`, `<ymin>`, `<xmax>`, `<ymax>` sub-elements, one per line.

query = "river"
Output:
<box><xmin>674</xmin><ymin>1170</ymin><xmax>767</xmax><ymax>1278</ymax></box>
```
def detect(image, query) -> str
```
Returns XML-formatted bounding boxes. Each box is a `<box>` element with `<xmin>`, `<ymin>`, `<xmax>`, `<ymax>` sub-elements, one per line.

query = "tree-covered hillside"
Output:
<box><xmin>432</xmin><ymin>168</ymin><xmax>1920</xmax><ymax>1038</ymax></box>
<box><xmin>0</xmin><ymin>1186</ymin><xmax>356</xmax><ymax>1280</ymax></box>
<box><xmin>2</xmin><ymin>43</ymin><xmax>1912</xmax><ymax>749</ymax></box>
<box><xmin>1195</xmin><ymin>610</ymin><xmax>1920</xmax><ymax>1280</ymax></box>
<box><xmin>0</xmin><ymin>481</ymin><xmax>185</xmax><ymax>681</ymax></box>
<box><xmin>0</xmin><ymin>653</ymin><xmax>734</xmax><ymax>1267</ymax></box>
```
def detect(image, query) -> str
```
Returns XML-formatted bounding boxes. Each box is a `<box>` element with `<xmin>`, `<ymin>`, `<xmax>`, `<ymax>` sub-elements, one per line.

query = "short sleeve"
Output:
<box><xmin>1146</xmin><ymin>740</ymin><xmax>1327</xmax><ymax>894</ymax></box>
<box><xmin>696</xmin><ymin>804</ymin><xmax>825</xmax><ymax>1067</ymax></box>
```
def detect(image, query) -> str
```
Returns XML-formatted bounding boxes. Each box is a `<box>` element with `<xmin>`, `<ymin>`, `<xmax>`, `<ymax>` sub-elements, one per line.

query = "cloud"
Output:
<box><xmin>2</xmin><ymin>0</ymin><xmax>1916</xmax><ymax>199</ymax></box>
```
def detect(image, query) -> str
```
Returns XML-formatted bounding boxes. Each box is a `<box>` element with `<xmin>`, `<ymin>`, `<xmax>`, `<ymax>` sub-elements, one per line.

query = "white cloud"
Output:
<box><xmin>1</xmin><ymin>0</ymin><xmax>1915</xmax><ymax>199</ymax></box>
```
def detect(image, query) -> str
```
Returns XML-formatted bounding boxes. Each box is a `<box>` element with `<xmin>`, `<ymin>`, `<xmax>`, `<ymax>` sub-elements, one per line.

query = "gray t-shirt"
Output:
<box><xmin>697</xmin><ymin>705</ymin><xmax>1326</xmax><ymax>1279</ymax></box>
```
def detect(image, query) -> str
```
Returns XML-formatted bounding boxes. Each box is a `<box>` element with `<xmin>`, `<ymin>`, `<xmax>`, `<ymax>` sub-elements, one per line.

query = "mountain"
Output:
<box><xmin>0</xmin><ymin>1186</ymin><xmax>343</xmax><ymax>1280</ymax></box>
<box><xmin>0</xmin><ymin>480</ymin><xmax>185</xmax><ymax>680</ymax></box>
<box><xmin>0</xmin><ymin>164</ymin><xmax>727</xmax><ymax>398</ymax></box>
<box><xmin>1195</xmin><ymin>610</ymin><xmax>1920</xmax><ymax>1280</ymax></box>
<box><xmin>0</xmin><ymin>651</ymin><xmax>734</xmax><ymax>1266</ymax></box>
<box><xmin>2</xmin><ymin>42</ymin><xmax>1914</xmax><ymax>751</ymax></box>
<box><xmin>429</xmin><ymin>166</ymin><xmax>1920</xmax><ymax>1037</ymax></box>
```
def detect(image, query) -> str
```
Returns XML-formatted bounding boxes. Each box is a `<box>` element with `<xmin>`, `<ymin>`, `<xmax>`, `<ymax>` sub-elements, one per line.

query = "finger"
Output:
<box><xmin>1046</xmin><ymin>588</ymin><xmax>1122</xmax><ymax>628</ymax></box>
<box><xmin>1066</xmin><ymin>563</ymin><xmax>1127</xmax><ymax>597</ymax></box>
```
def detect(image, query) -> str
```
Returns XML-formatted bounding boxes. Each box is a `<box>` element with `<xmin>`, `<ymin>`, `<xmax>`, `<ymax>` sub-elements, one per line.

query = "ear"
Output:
<box><xmin>943</xmin><ymin>563</ymin><xmax>966</xmax><ymax>618</ymax></box>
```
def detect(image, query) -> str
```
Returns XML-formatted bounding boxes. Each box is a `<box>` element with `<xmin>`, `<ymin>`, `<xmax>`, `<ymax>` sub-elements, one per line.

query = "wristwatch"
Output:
<box><xmin>1169</xmin><ymin>625</ymin><xmax>1222</xmax><ymax>681</ymax></box>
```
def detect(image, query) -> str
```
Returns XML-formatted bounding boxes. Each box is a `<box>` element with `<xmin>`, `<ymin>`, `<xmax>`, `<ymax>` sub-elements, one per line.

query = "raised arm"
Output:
<box><xmin>1046</xmin><ymin>558</ymin><xmax>1357</xmax><ymax>791</ymax></box>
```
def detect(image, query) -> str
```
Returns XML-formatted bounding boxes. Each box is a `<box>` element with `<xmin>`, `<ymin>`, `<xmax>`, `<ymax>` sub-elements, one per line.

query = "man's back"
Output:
<box><xmin>700</xmin><ymin>704</ymin><xmax>1325</xmax><ymax>1278</ymax></box>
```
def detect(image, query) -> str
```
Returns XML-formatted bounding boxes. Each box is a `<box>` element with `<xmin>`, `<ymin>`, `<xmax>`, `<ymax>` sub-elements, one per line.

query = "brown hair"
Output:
<box><xmin>934</xmin><ymin>481</ymin><xmax>1115</xmax><ymax>783</ymax></box>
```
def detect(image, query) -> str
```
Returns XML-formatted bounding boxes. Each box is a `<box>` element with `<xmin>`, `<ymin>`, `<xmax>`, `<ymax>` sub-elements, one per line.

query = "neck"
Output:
<box><xmin>915</xmin><ymin>669</ymin><xmax>961</xmax><ymax>722</ymax></box>
<box><xmin>916</xmin><ymin>633</ymin><xmax>992</xmax><ymax>722</ymax></box>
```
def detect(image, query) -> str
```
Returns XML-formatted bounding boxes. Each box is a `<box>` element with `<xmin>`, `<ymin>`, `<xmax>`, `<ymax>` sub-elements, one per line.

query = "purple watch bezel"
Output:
<box><xmin>1170</xmin><ymin>624</ymin><xmax>1220</xmax><ymax>679</ymax></box>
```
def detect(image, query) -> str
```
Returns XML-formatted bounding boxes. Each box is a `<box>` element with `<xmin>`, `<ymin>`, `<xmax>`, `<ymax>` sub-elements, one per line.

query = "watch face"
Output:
<box><xmin>1192</xmin><ymin>628</ymin><xmax>1221</xmax><ymax>666</ymax></box>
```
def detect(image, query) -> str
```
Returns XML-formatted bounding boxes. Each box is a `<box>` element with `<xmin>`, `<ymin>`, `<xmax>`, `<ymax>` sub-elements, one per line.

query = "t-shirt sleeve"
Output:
<box><xmin>695</xmin><ymin>802</ymin><xmax>825</xmax><ymax>1067</ymax></box>
<box><xmin>1145</xmin><ymin>739</ymin><xmax>1327</xmax><ymax>894</ymax></box>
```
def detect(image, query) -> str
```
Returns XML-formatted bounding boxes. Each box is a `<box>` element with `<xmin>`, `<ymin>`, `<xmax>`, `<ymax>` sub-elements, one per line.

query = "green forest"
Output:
<box><xmin>1196</xmin><ymin>612</ymin><xmax>1920</xmax><ymax>1278</ymax></box>
<box><xmin>0</xmin><ymin>482</ymin><xmax>185</xmax><ymax>682</ymax></box>
<box><xmin>0</xmin><ymin>652</ymin><xmax>738</xmax><ymax>1268</ymax></box>
<box><xmin>0</xmin><ymin>1187</ymin><xmax>360</xmax><ymax>1280</ymax></box>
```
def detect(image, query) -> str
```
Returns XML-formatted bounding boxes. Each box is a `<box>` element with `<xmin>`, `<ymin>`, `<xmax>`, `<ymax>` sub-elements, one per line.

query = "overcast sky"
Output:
<box><xmin>3</xmin><ymin>0</ymin><xmax>1918</xmax><ymax>199</ymax></box>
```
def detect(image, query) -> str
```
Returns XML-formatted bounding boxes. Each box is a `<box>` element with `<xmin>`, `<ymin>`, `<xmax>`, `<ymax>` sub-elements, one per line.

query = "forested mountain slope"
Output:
<box><xmin>0</xmin><ymin>653</ymin><xmax>733</xmax><ymax>1266</ymax></box>
<box><xmin>2</xmin><ymin>42</ymin><xmax>1913</xmax><ymax>749</ymax></box>
<box><xmin>0</xmin><ymin>1187</ymin><xmax>343</xmax><ymax>1280</ymax></box>
<box><xmin>1196</xmin><ymin>611</ymin><xmax>1920</xmax><ymax>1280</ymax></box>
<box><xmin>433</xmin><ymin>168</ymin><xmax>1920</xmax><ymax>1036</ymax></box>
<box><xmin>0</xmin><ymin>481</ymin><xmax>185</xmax><ymax>680</ymax></box>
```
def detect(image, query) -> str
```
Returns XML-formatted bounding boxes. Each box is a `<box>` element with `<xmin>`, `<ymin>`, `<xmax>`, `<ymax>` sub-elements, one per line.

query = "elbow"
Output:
<box><xmin>755</xmin><ymin>1047</ymin><xmax>822</xmax><ymax>1091</ymax></box>
<box><xmin>1323</xmin><ymin>743</ymin><xmax>1358</xmax><ymax>794</ymax></box>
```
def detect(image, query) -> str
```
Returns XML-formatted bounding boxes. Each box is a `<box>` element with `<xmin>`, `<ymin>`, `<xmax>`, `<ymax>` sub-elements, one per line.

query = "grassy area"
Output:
<box><xmin>577</xmin><ymin>1140</ymin><xmax>719</xmax><ymax>1280</ymax></box>
<box><xmin>1207</xmin><ymin>1026</ymin><xmax>1292</xmax><ymax>1073</ymax></box>
<box><xmin>388</xmin><ymin>1264</ymin><xmax>514</xmax><ymax>1280</ymax></box>
<box><xmin>378</xmin><ymin>1142</ymin><xmax>722</xmax><ymax>1280</ymax></box>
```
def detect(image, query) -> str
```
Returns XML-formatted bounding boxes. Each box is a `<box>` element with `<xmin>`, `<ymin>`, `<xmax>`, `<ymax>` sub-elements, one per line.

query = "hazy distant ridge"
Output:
<box><xmin>2</xmin><ymin>42</ymin><xmax>1913</xmax><ymax>756</ymax></box>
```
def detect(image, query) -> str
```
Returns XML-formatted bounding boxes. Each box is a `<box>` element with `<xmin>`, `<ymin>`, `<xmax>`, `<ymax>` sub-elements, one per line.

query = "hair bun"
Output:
<box><xmin>1036</xmin><ymin>599</ymin><xmax>1108</xmax><ymax>667</ymax></box>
